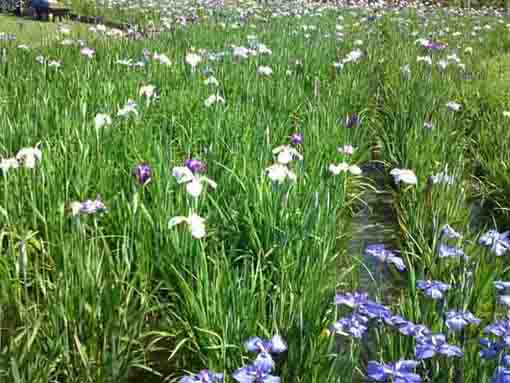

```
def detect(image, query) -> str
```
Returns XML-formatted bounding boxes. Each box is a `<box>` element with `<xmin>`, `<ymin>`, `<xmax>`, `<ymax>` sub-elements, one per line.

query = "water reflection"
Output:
<box><xmin>350</xmin><ymin>164</ymin><xmax>398</xmax><ymax>297</ymax></box>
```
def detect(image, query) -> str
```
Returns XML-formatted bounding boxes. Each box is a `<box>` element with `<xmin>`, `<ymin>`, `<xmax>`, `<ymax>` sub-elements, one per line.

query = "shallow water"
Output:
<box><xmin>334</xmin><ymin>164</ymin><xmax>399</xmax><ymax>366</ymax></box>
<box><xmin>348</xmin><ymin>165</ymin><xmax>398</xmax><ymax>297</ymax></box>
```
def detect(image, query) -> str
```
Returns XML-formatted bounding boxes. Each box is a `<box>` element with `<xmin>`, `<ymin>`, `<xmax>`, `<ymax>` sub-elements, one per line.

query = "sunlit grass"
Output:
<box><xmin>0</xmin><ymin>14</ymin><xmax>94</xmax><ymax>45</ymax></box>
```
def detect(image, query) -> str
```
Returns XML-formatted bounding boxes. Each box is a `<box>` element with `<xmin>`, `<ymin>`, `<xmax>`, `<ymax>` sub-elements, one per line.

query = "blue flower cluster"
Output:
<box><xmin>480</xmin><ymin>316</ymin><xmax>510</xmax><ymax>382</ymax></box>
<box><xmin>333</xmin><ymin>290</ymin><xmax>466</xmax><ymax>382</ymax></box>
<box><xmin>179</xmin><ymin>224</ymin><xmax>510</xmax><ymax>383</ymax></box>
<box><xmin>334</xmin><ymin>274</ymin><xmax>510</xmax><ymax>381</ymax></box>
<box><xmin>179</xmin><ymin>335</ymin><xmax>287</xmax><ymax>383</ymax></box>
<box><xmin>479</xmin><ymin>230</ymin><xmax>510</xmax><ymax>257</ymax></box>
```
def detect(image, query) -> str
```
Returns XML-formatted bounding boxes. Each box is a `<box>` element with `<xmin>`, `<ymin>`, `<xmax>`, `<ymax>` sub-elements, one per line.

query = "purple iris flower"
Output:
<box><xmin>386</xmin><ymin>316</ymin><xmax>431</xmax><ymax>338</ymax></box>
<box><xmin>289</xmin><ymin>133</ymin><xmax>303</xmax><ymax>146</ymax></box>
<box><xmin>80</xmin><ymin>197</ymin><xmax>107</xmax><ymax>215</ymax></box>
<box><xmin>492</xmin><ymin>356</ymin><xmax>510</xmax><ymax>383</ymax></box>
<box><xmin>384</xmin><ymin>315</ymin><xmax>408</xmax><ymax>327</ymax></box>
<box><xmin>440</xmin><ymin>224</ymin><xmax>462</xmax><ymax>240</ymax></box>
<box><xmin>495</xmin><ymin>282</ymin><xmax>510</xmax><ymax>306</ymax></box>
<box><xmin>495</xmin><ymin>281</ymin><xmax>510</xmax><ymax>292</ymax></box>
<box><xmin>480</xmin><ymin>338</ymin><xmax>507</xmax><ymax>360</ymax></box>
<box><xmin>485</xmin><ymin>320</ymin><xmax>510</xmax><ymax>346</ymax></box>
<box><xmin>358</xmin><ymin>300</ymin><xmax>392</xmax><ymax>320</ymax></box>
<box><xmin>367</xmin><ymin>360</ymin><xmax>421</xmax><ymax>383</ymax></box>
<box><xmin>180</xmin><ymin>369</ymin><xmax>224</xmax><ymax>383</ymax></box>
<box><xmin>253</xmin><ymin>352</ymin><xmax>275</xmax><ymax>372</ymax></box>
<box><xmin>244</xmin><ymin>335</ymin><xmax>287</xmax><ymax>355</ymax></box>
<box><xmin>422</xmin><ymin>40</ymin><xmax>447</xmax><ymax>51</ymax></box>
<box><xmin>335</xmin><ymin>291</ymin><xmax>369</xmax><ymax>309</ymax></box>
<box><xmin>365</xmin><ymin>244</ymin><xmax>406</xmax><ymax>271</ymax></box>
<box><xmin>185</xmin><ymin>158</ymin><xmax>206</xmax><ymax>174</ymax></box>
<box><xmin>399</xmin><ymin>323</ymin><xmax>431</xmax><ymax>338</ymax></box>
<box><xmin>415</xmin><ymin>334</ymin><xmax>463</xmax><ymax>360</ymax></box>
<box><xmin>479</xmin><ymin>230</ymin><xmax>510</xmax><ymax>256</ymax></box>
<box><xmin>444</xmin><ymin>310</ymin><xmax>480</xmax><ymax>332</ymax></box>
<box><xmin>335</xmin><ymin>291</ymin><xmax>391</xmax><ymax>319</ymax></box>
<box><xmin>416</xmin><ymin>280</ymin><xmax>451</xmax><ymax>300</ymax></box>
<box><xmin>232</xmin><ymin>361</ymin><xmax>280</xmax><ymax>383</ymax></box>
<box><xmin>331</xmin><ymin>313</ymin><xmax>369</xmax><ymax>338</ymax></box>
<box><xmin>345</xmin><ymin>113</ymin><xmax>359</xmax><ymax>129</ymax></box>
<box><xmin>132</xmin><ymin>162</ymin><xmax>152</xmax><ymax>186</ymax></box>
<box><xmin>437</xmin><ymin>243</ymin><xmax>466</xmax><ymax>259</ymax></box>
<box><xmin>492</xmin><ymin>367</ymin><xmax>510</xmax><ymax>383</ymax></box>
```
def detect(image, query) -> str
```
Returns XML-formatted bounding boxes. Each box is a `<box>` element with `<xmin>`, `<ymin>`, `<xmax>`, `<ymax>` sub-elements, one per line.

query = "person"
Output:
<box><xmin>15</xmin><ymin>0</ymin><xmax>21</xmax><ymax>16</ymax></box>
<box><xmin>31</xmin><ymin>0</ymin><xmax>49</xmax><ymax>19</ymax></box>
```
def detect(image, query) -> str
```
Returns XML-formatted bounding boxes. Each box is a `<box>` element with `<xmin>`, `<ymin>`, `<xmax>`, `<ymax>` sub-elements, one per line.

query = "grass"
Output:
<box><xmin>0</xmin><ymin>9</ymin><xmax>370</xmax><ymax>382</ymax></box>
<box><xmin>2</xmin><ymin>3</ymin><xmax>510</xmax><ymax>383</ymax></box>
<box><xmin>0</xmin><ymin>14</ymin><xmax>94</xmax><ymax>45</ymax></box>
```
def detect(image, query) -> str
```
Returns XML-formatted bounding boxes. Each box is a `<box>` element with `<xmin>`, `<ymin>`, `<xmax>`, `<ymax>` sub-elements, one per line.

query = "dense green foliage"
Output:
<box><xmin>2</xmin><ymin>4</ymin><xmax>510</xmax><ymax>383</ymax></box>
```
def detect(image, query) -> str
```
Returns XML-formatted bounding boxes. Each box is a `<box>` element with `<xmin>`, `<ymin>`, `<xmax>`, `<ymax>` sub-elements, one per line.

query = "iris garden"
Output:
<box><xmin>2</xmin><ymin>1</ymin><xmax>510</xmax><ymax>382</ymax></box>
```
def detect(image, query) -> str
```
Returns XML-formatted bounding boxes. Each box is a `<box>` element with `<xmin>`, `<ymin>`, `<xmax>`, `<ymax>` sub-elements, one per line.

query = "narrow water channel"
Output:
<box><xmin>349</xmin><ymin>164</ymin><xmax>398</xmax><ymax>297</ymax></box>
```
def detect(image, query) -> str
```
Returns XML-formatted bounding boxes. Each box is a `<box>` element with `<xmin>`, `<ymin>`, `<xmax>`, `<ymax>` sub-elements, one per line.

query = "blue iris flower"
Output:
<box><xmin>415</xmin><ymin>334</ymin><xmax>463</xmax><ymax>360</ymax></box>
<box><xmin>367</xmin><ymin>360</ymin><xmax>421</xmax><ymax>383</ymax></box>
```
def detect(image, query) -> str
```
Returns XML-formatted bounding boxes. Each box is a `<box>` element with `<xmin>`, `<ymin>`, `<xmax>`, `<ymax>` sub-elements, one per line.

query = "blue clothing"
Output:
<box><xmin>31</xmin><ymin>0</ymin><xmax>49</xmax><ymax>8</ymax></box>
